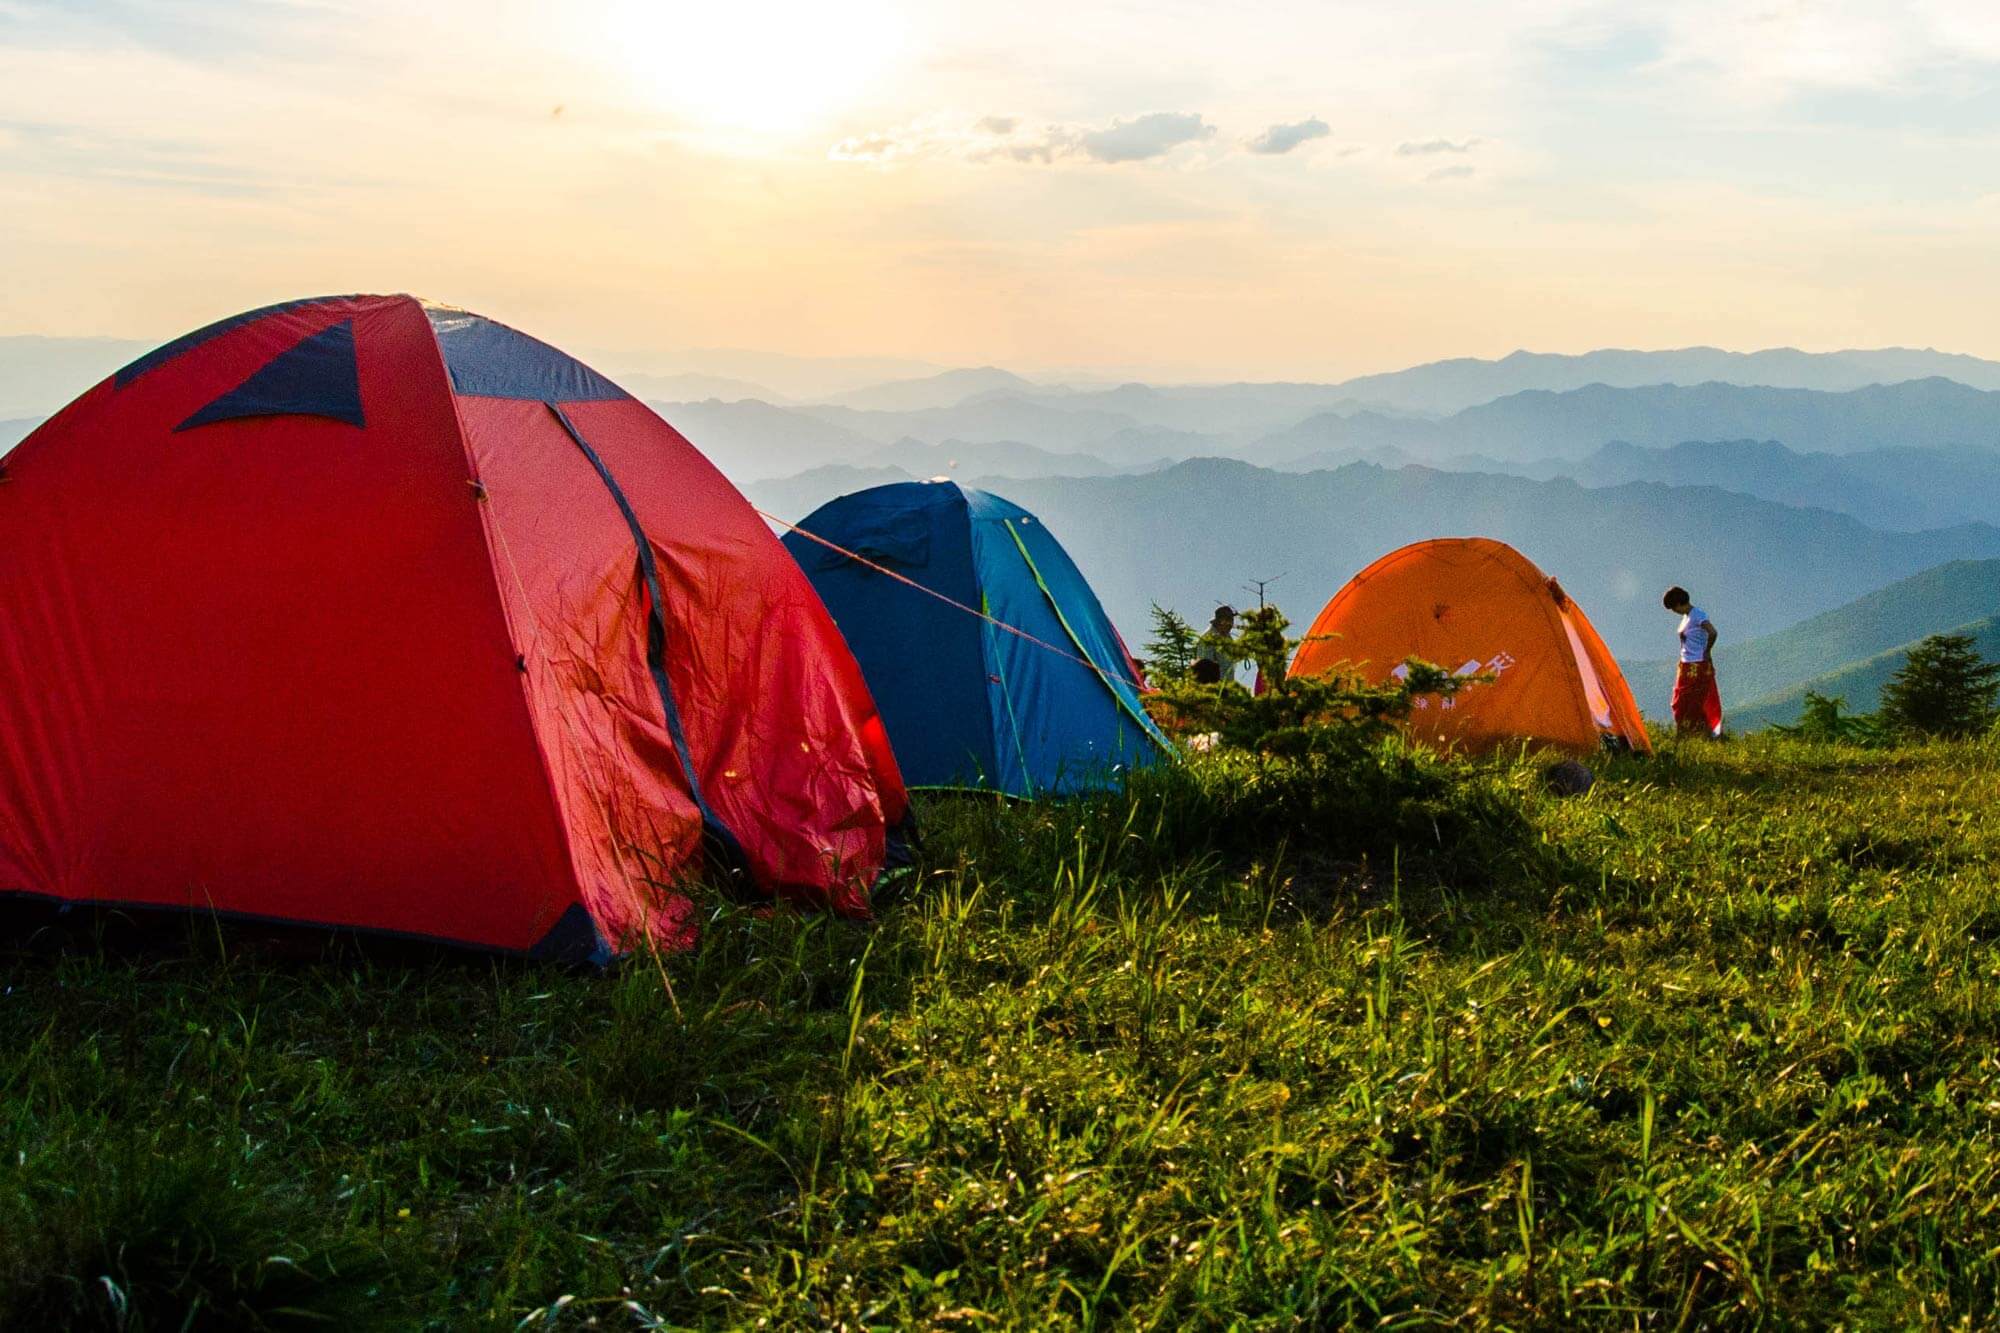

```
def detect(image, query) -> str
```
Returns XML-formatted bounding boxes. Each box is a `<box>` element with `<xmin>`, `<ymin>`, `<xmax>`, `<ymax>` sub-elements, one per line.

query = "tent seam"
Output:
<box><xmin>1000</xmin><ymin>518</ymin><xmax>1171</xmax><ymax>753</ymax></box>
<box><xmin>982</xmin><ymin>589</ymin><xmax>1037</xmax><ymax>798</ymax></box>
<box><xmin>418</xmin><ymin>302</ymin><xmax>607</xmax><ymax>958</ymax></box>
<box><xmin>545</xmin><ymin>403</ymin><xmax>754</xmax><ymax>878</ymax></box>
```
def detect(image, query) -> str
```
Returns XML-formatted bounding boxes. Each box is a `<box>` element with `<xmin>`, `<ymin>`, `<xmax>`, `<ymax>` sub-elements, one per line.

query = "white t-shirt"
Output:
<box><xmin>1679</xmin><ymin>606</ymin><xmax>1715</xmax><ymax>664</ymax></box>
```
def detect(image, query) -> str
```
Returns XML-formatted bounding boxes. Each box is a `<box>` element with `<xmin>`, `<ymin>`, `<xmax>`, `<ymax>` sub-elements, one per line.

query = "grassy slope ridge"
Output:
<box><xmin>1732</xmin><ymin>614</ymin><xmax>2000</xmax><ymax>729</ymax></box>
<box><xmin>8</xmin><ymin>738</ymin><xmax>2000</xmax><ymax>1327</ymax></box>
<box><xmin>1621</xmin><ymin>558</ymin><xmax>2000</xmax><ymax>721</ymax></box>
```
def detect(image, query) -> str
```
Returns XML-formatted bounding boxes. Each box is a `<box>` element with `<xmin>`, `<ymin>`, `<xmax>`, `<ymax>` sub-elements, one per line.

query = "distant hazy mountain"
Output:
<box><xmin>614</xmin><ymin>371</ymin><xmax>787</xmax><ymax>403</ymax></box>
<box><xmin>1622</xmin><ymin>559</ymin><xmax>2000</xmax><ymax>722</ymax></box>
<box><xmin>749</xmin><ymin>465</ymin><xmax>920</xmax><ymax>524</ymax></box>
<box><xmin>0</xmin><ymin>335</ymin><xmax>149</xmax><ymax>418</ymax></box>
<box><xmin>649</xmin><ymin>399</ymin><xmax>883</xmax><ymax>481</ymax></box>
<box><xmin>1091</xmin><ymin>425</ymin><xmax>1232</xmax><ymax>463</ymax></box>
<box><xmin>957</xmin><ymin>382</ymin><xmax>1408</xmax><ymax>440</ymax></box>
<box><xmin>1267</xmin><ymin>378</ymin><xmax>2000</xmax><ymax>465</ymax></box>
<box><xmin>1731</xmin><ymin>616</ymin><xmax>2000</xmax><ymax>730</ymax></box>
<box><xmin>610</xmin><ymin>349</ymin><xmax>942</xmax><ymax>401</ymax></box>
<box><xmin>829</xmin><ymin>367</ymin><xmax>1037</xmax><ymax>413</ymax></box>
<box><xmin>1328</xmin><ymin>347</ymin><xmax>2000</xmax><ymax>416</ymax></box>
<box><xmin>1452</xmin><ymin>440</ymin><xmax>2000</xmax><ymax>532</ymax></box>
<box><xmin>798</xmin><ymin>398</ymin><xmax>1149</xmax><ymax>456</ymax></box>
<box><xmin>752</xmin><ymin>457</ymin><xmax>2000</xmax><ymax>659</ymax></box>
<box><xmin>862</xmin><ymin>437</ymin><xmax>1128</xmax><ymax>479</ymax></box>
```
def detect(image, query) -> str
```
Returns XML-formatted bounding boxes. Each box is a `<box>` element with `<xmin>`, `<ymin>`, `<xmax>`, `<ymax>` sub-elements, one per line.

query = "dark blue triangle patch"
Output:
<box><xmin>424</xmin><ymin>306</ymin><xmax>628</xmax><ymax>402</ymax></box>
<box><xmin>174</xmin><ymin>319</ymin><xmax>365</xmax><ymax>432</ymax></box>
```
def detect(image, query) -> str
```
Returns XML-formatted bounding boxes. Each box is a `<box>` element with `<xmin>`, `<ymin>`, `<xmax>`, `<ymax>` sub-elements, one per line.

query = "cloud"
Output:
<box><xmin>838</xmin><ymin>111</ymin><xmax>1217</xmax><ymax>168</ymax></box>
<box><xmin>1427</xmin><ymin>164</ymin><xmax>1475</xmax><ymax>181</ymax></box>
<box><xmin>1246</xmin><ymin>117</ymin><xmax>1331</xmax><ymax>155</ymax></box>
<box><xmin>1397</xmin><ymin>137</ymin><xmax>1479</xmax><ymax>156</ymax></box>
<box><xmin>1077</xmin><ymin>111</ymin><xmax>1214</xmax><ymax>163</ymax></box>
<box><xmin>828</xmin><ymin>132</ymin><xmax>907</xmax><ymax>162</ymax></box>
<box><xmin>989</xmin><ymin>133</ymin><xmax>1070</xmax><ymax>164</ymax></box>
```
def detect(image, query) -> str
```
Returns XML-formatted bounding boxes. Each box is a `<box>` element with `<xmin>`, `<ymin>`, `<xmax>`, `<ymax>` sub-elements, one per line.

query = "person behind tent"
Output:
<box><xmin>1192</xmin><ymin>605</ymin><xmax>1237</xmax><ymax>685</ymax></box>
<box><xmin>1664</xmin><ymin>586</ymin><xmax>1721</xmax><ymax>737</ymax></box>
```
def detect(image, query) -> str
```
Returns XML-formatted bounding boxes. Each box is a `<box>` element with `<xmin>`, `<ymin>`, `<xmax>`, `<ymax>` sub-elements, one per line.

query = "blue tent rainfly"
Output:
<box><xmin>784</xmin><ymin>480</ymin><xmax>1170</xmax><ymax>796</ymax></box>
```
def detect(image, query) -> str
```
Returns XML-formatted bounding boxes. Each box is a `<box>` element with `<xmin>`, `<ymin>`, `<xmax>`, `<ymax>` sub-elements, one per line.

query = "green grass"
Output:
<box><xmin>7</xmin><ymin>735</ymin><xmax>2000</xmax><ymax>1328</ymax></box>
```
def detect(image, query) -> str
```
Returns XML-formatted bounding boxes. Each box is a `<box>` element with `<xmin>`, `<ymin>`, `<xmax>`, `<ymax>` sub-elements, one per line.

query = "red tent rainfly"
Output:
<box><xmin>0</xmin><ymin>295</ymin><xmax>908</xmax><ymax>961</ymax></box>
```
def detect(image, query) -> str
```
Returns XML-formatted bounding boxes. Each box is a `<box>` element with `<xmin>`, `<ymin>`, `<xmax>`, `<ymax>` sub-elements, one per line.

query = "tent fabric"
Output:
<box><xmin>176</xmin><ymin>318</ymin><xmax>365</xmax><ymax>431</ymax></box>
<box><xmin>784</xmin><ymin>481</ymin><xmax>1170</xmax><ymax>796</ymax></box>
<box><xmin>0</xmin><ymin>294</ymin><xmax>908</xmax><ymax>961</ymax></box>
<box><xmin>1289</xmin><ymin>538</ymin><xmax>1652</xmax><ymax>756</ymax></box>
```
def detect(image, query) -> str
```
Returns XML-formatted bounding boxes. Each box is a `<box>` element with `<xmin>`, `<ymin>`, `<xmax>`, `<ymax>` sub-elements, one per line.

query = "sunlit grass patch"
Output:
<box><xmin>6</xmin><ymin>736</ymin><xmax>2000</xmax><ymax>1326</ymax></box>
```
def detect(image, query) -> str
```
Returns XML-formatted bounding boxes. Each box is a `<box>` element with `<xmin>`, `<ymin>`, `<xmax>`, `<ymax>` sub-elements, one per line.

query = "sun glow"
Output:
<box><xmin>611</xmin><ymin>0</ymin><xmax>904</xmax><ymax>137</ymax></box>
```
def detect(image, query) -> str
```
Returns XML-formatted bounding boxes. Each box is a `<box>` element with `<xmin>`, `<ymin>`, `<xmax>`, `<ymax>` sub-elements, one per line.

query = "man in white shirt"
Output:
<box><xmin>1664</xmin><ymin>586</ymin><xmax>1721</xmax><ymax>736</ymax></box>
<box><xmin>1191</xmin><ymin>605</ymin><xmax>1236</xmax><ymax>685</ymax></box>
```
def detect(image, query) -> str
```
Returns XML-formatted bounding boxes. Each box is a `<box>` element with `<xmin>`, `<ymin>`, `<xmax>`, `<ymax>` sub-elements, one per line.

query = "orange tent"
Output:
<box><xmin>1290</xmin><ymin>538</ymin><xmax>1652</xmax><ymax>756</ymax></box>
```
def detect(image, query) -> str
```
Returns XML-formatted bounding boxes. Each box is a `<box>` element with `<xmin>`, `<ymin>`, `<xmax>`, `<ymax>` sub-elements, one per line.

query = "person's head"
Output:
<box><xmin>1662</xmin><ymin>586</ymin><xmax>1692</xmax><ymax>615</ymax></box>
<box><xmin>1210</xmin><ymin>604</ymin><xmax>1236</xmax><ymax>630</ymax></box>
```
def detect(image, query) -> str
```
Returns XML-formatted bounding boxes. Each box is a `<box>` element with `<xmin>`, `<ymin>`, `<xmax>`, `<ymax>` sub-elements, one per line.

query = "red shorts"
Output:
<box><xmin>1673</xmin><ymin>661</ymin><xmax>1723</xmax><ymax>736</ymax></box>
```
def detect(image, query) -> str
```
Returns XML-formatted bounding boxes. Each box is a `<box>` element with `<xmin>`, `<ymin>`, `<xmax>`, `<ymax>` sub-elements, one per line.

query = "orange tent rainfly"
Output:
<box><xmin>0</xmin><ymin>295</ymin><xmax>909</xmax><ymax>962</ymax></box>
<box><xmin>1289</xmin><ymin>538</ymin><xmax>1652</xmax><ymax>756</ymax></box>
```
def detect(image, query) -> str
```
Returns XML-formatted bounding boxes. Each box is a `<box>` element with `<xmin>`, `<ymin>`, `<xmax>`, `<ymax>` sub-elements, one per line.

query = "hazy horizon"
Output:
<box><xmin>10</xmin><ymin>328</ymin><xmax>2000</xmax><ymax>397</ymax></box>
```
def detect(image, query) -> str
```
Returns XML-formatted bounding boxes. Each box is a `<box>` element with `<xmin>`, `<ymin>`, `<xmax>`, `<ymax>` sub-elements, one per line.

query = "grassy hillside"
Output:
<box><xmin>1733</xmin><ymin>615</ymin><xmax>2000</xmax><ymax>729</ymax></box>
<box><xmin>1623</xmin><ymin>559</ymin><xmax>2000</xmax><ymax>718</ymax></box>
<box><xmin>9</xmin><ymin>736</ymin><xmax>2000</xmax><ymax>1327</ymax></box>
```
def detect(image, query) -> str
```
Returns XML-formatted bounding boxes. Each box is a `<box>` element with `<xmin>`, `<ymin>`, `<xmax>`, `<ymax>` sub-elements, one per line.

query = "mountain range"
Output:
<box><xmin>747</xmin><ymin>458</ymin><xmax>2000</xmax><ymax>666</ymax></box>
<box><xmin>647</xmin><ymin>375</ymin><xmax>2000</xmax><ymax>486</ymax></box>
<box><xmin>1322</xmin><ymin>347</ymin><xmax>2000</xmax><ymax>416</ymax></box>
<box><xmin>1322</xmin><ymin>440</ymin><xmax>2000</xmax><ymax>533</ymax></box>
<box><xmin>824</xmin><ymin>367</ymin><xmax>1037</xmax><ymax>413</ymax></box>
<box><xmin>1266</xmin><ymin>378</ymin><xmax>2000</xmax><ymax>466</ymax></box>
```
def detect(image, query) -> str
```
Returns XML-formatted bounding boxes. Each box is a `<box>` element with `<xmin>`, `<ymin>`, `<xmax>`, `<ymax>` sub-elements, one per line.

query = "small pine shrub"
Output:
<box><xmin>1141</xmin><ymin>604</ymin><xmax>1201</xmax><ymax>684</ymax></box>
<box><xmin>1772</xmin><ymin>691</ymin><xmax>1890</xmax><ymax>746</ymax></box>
<box><xmin>939</xmin><ymin>600</ymin><xmax>1532</xmax><ymax>892</ymax></box>
<box><xmin>1143</xmin><ymin>601</ymin><xmax>1480</xmax><ymax>758</ymax></box>
<box><xmin>1878</xmin><ymin>633</ymin><xmax>2000</xmax><ymax>738</ymax></box>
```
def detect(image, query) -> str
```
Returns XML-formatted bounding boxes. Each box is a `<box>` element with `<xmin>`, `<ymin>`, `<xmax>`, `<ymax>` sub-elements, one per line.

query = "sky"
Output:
<box><xmin>3</xmin><ymin>0</ymin><xmax>2000</xmax><ymax>381</ymax></box>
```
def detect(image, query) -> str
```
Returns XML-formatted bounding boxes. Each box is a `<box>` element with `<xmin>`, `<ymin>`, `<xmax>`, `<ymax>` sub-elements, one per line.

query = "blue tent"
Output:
<box><xmin>784</xmin><ymin>481</ymin><xmax>1171</xmax><ymax>796</ymax></box>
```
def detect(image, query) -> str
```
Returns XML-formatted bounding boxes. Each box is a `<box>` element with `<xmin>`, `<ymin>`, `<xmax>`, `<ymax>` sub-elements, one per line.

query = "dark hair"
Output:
<box><xmin>1662</xmin><ymin>586</ymin><xmax>1690</xmax><ymax>609</ymax></box>
<box><xmin>1212</xmin><ymin>605</ymin><xmax>1236</xmax><ymax>620</ymax></box>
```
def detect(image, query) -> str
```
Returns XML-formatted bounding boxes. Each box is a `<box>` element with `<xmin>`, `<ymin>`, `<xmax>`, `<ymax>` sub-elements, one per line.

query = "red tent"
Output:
<box><xmin>0</xmin><ymin>295</ymin><xmax>908</xmax><ymax>961</ymax></box>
